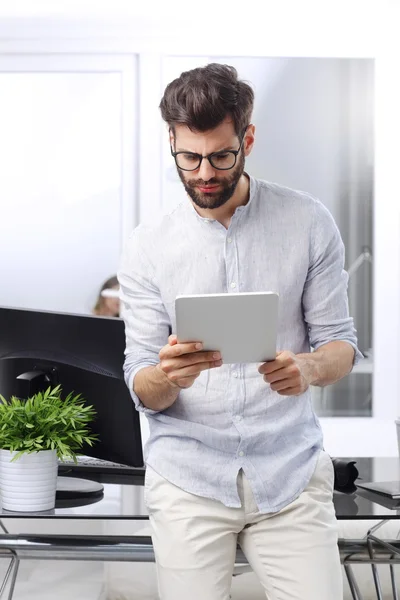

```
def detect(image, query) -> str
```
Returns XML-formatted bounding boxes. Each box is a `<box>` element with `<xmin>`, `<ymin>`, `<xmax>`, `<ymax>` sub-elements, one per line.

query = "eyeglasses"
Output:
<box><xmin>170</xmin><ymin>128</ymin><xmax>247</xmax><ymax>172</ymax></box>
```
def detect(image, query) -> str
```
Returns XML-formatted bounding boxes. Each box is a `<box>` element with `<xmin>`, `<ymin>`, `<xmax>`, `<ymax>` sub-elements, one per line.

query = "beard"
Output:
<box><xmin>177</xmin><ymin>152</ymin><xmax>245</xmax><ymax>210</ymax></box>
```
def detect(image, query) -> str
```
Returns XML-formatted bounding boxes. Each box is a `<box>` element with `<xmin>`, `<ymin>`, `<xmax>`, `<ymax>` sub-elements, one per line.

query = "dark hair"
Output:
<box><xmin>159</xmin><ymin>63</ymin><xmax>254</xmax><ymax>137</ymax></box>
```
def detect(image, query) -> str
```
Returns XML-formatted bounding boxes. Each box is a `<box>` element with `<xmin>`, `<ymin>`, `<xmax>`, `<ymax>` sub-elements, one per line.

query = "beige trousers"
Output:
<box><xmin>144</xmin><ymin>450</ymin><xmax>343</xmax><ymax>600</ymax></box>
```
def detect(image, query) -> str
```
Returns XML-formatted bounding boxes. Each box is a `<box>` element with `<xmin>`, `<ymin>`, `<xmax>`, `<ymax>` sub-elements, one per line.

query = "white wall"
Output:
<box><xmin>0</xmin><ymin>54</ymin><xmax>138</xmax><ymax>315</ymax></box>
<box><xmin>247</xmin><ymin>58</ymin><xmax>344</xmax><ymax>217</ymax></box>
<box><xmin>0</xmin><ymin>71</ymin><xmax>122</xmax><ymax>314</ymax></box>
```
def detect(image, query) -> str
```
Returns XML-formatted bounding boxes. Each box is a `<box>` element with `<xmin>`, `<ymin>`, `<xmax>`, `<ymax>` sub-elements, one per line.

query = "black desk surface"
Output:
<box><xmin>1</xmin><ymin>457</ymin><xmax>400</xmax><ymax>520</ymax></box>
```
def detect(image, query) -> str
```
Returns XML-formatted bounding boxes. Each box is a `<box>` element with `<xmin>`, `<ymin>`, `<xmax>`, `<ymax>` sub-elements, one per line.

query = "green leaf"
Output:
<box><xmin>0</xmin><ymin>386</ymin><xmax>97</xmax><ymax>460</ymax></box>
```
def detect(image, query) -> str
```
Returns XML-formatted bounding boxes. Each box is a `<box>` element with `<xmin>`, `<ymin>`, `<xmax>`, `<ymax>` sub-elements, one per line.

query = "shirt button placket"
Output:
<box><xmin>226</xmin><ymin>233</ymin><xmax>237</xmax><ymax>293</ymax></box>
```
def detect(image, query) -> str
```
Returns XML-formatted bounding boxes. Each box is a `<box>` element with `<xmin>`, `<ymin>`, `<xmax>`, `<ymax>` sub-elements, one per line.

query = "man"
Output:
<box><xmin>118</xmin><ymin>63</ymin><xmax>362</xmax><ymax>600</ymax></box>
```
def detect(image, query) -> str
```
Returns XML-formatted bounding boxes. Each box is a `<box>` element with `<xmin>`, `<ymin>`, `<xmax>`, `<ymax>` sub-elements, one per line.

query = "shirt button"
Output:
<box><xmin>227</xmin><ymin>237</ymin><xmax>232</xmax><ymax>243</ymax></box>
<box><xmin>232</xmin><ymin>372</ymin><xmax>238</xmax><ymax>378</ymax></box>
<box><xmin>239</xmin><ymin>451</ymin><xmax>244</xmax><ymax>457</ymax></box>
<box><xmin>234</xmin><ymin>415</ymin><xmax>242</xmax><ymax>422</ymax></box>
<box><xmin>230</xmin><ymin>282</ymin><xmax>236</xmax><ymax>289</ymax></box>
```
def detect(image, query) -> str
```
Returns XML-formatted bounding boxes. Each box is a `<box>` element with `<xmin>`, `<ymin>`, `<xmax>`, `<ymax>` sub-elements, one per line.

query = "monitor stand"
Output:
<box><xmin>56</xmin><ymin>476</ymin><xmax>103</xmax><ymax>499</ymax></box>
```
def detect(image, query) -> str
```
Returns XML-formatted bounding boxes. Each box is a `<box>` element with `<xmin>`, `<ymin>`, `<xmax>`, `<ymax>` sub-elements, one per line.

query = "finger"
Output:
<box><xmin>275</xmin><ymin>351</ymin><xmax>294</xmax><ymax>367</ymax></box>
<box><xmin>275</xmin><ymin>386</ymin><xmax>302</xmax><ymax>396</ymax></box>
<box><xmin>264</xmin><ymin>369</ymin><xmax>292</xmax><ymax>384</ymax></box>
<box><xmin>160</xmin><ymin>341</ymin><xmax>206</xmax><ymax>360</ymax></box>
<box><xmin>168</xmin><ymin>334</ymin><xmax>178</xmax><ymax>345</ymax></box>
<box><xmin>174</xmin><ymin>351</ymin><xmax>222</xmax><ymax>370</ymax></box>
<box><xmin>180</xmin><ymin>359</ymin><xmax>223</xmax><ymax>379</ymax></box>
<box><xmin>162</xmin><ymin>352</ymin><xmax>221</xmax><ymax>373</ymax></box>
<box><xmin>259</xmin><ymin>360</ymin><xmax>284</xmax><ymax>376</ymax></box>
<box><xmin>268</xmin><ymin>377</ymin><xmax>298</xmax><ymax>392</ymax></box>
<box><xmin>264</xmin><ymin>364</ymin><xmax>299</xmax><ymax>384</ymax></box>
<box><xmin>169</xmin><ymin>359</ymin><xmax>223</xmax><ymax>383</ymax></box>
<box><xmin>259</xmin><ymin>353</ymin><xmax>293</xmax><ymax>375</ymax></box>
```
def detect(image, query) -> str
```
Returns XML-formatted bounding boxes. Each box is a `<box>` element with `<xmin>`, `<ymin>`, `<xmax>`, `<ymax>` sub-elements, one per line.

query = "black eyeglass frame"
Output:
<box><xmin>170</xmin><ymin>126</ymin><xmax>248</xmax><ymax>172</ymax></box>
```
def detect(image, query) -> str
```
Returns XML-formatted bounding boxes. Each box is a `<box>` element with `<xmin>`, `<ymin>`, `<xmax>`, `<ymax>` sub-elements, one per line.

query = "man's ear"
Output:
<box><xmin>168</xmin><ymin>127</ymin><xmax>175</xmax><ymax>148</ymax></box>
<box><xmin>244</xmin><ymin>124</ymin><xmax>255</xmax><ymax>156</ymax></box>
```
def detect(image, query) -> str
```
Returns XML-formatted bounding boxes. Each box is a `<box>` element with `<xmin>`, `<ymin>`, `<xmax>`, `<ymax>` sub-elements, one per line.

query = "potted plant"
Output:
<box><xmin>0</xmin><ymin>385</ymin><xmax>98</xmax><ymax>512</ymax></box>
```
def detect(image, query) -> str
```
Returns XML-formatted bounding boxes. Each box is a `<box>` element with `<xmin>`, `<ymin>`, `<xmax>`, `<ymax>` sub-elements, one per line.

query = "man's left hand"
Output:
<box><xmin>258</xmin><ymin>351</ymin><xmax>310</xmax><ymax>396</ymax></box>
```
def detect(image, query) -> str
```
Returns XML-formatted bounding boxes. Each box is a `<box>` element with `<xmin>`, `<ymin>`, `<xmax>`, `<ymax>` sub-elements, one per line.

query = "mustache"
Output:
<box><xmin>187</xmin><ymin>178</ymin><xmax>220</xmax><ymax>187</ymax></box>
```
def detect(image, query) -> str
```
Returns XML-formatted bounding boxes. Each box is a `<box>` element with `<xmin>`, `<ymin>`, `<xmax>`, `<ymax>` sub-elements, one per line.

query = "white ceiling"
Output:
<box><xmin>0</xmin><ymin>0</ymin><xmax>397</xmax><ymax>57</ymax></box>
<box><xmin>0</xmin><ymin>1</ymin><xmax>179</xmax><ymax>20</ymax></box>
<box><xmin>0</xmin><ymin>1</ymin><xmax>144</xmax><ymax>18</ymax></box>
<box><xmin>0</xmin><ymin>0</ymin><xmax>229</xmax><ymax>19</ymax></box>
<box><xmin>0</xmin><ymin>0</ymin><xmax>390</xmax><ymax>20</ymax></box>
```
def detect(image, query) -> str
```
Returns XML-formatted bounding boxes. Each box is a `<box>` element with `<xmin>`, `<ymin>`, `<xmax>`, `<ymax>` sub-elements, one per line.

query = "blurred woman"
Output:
<box><xmin>93</xmin><ymin>275</ymin><xmax>120</xmax><ymax>317</ymax></box>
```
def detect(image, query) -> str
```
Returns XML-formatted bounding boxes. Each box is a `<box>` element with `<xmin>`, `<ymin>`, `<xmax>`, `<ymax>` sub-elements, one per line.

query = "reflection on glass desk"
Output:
<box><xmin>334</xmin><ymin>457</ymin><xmax>400</xmax><ymax>519</ymax></box>
<box><xmin>0</xmin><ymin>457</ymin><xmax>400</xmax><ymax>520</ymax></box>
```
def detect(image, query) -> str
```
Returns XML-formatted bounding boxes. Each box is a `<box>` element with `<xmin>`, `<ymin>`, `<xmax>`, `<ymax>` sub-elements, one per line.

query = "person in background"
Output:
<box><xmin>93</xmin><ymin>275</ymin><xmax>120</xmax><ymax>317</ymax></box>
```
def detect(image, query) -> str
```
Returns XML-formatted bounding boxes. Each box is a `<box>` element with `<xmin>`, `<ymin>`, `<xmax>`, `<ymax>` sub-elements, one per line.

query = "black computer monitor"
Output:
<box><xmin>0</xmin><ymin>306</ymin><xmax>143</xmax><ymax>468</ymax></box>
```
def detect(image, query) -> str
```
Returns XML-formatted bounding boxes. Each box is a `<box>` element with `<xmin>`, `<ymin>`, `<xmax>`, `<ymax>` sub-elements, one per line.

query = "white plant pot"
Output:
<box><xmin>0</xmin><ymin>449</ymin><xmax>58</xmax><ymax>512</ymax></box>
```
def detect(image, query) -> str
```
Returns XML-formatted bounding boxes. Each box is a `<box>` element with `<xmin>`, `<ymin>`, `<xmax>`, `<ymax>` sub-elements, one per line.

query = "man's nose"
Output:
<box><xmin>197</xmin><ymin>157</ymin><xmax>216</xmax><ymax>181</ymax></box>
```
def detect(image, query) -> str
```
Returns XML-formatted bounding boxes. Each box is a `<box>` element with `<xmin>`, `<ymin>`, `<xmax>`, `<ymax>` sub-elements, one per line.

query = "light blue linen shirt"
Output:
<box><xmin>118</xmin><ymin>175</ymin><xmax>362</xmax><ymax>514</ymax></box>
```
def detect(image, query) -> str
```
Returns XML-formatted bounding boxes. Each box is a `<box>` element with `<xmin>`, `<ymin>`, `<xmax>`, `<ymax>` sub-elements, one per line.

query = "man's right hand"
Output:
<box><xmin>156</xmin><ymin>334</ymin><xmax>223</xmax><ymax>390</ymax></box>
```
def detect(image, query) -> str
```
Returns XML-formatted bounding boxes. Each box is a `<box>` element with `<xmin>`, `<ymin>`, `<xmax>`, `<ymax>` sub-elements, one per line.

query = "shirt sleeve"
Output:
<box><xmin>117</xmin><ymin>228</ymin><xmax>172</xmax><ymax>414</ymax></box>
<box><xmin>302</xmin><ymin>200</ymin><xmax>364</xmax><ymax>367</ymax></box>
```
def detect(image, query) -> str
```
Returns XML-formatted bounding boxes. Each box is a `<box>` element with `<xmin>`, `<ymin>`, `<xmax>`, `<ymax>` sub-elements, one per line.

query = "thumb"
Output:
<box><xmin>168</xmin><ymin>334</ymin><xmax>178</xmax><ymax>345</ymax></box>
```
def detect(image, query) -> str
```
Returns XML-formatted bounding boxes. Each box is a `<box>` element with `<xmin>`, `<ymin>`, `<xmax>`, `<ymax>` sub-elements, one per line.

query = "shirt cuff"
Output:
<box><xmin>312</xmin><ymin>340</ymin><xmax>364</xmax><ymax>367</ymax></box>
<box><xmin>347</xmin><ymin>343</ymin><xmax>365</xmax><ymax>368</ymax></box>
<box><xmin>127</xmin><ymin>363</ymin><xmax>161</xmax><ymax>416</ymax></box>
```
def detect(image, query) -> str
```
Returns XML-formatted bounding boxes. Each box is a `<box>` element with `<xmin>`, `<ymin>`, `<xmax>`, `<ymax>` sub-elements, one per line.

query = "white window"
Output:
<box><xmin>0</xmin><ymin>54</ymin><xmax>137</xmax><ymax>315</ymax></box>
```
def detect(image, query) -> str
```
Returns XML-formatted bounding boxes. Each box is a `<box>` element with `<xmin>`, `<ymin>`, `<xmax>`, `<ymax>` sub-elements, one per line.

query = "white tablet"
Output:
<box><xmin>175</xmin><ymin>292</ymin><xmax>279</xmax><ymax>364</ymax></box>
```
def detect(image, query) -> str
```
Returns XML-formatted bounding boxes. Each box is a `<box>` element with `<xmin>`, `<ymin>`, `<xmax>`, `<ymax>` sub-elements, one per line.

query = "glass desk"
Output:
<box><xmin>0</xmin><ymin>458</ymin><xmax>400</xmax><ymax>599</ymax></box>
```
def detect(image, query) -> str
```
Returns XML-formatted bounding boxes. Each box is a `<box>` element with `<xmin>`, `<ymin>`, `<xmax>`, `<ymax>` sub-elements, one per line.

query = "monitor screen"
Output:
<box><xmin>0</xmin><ymin>306</ymin><xmax>143</xmax><ymax>468</ymax></box>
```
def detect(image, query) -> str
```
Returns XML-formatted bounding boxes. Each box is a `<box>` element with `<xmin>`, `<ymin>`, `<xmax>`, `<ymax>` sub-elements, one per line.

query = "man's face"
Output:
<box><xmin>172</xmin><ymin>119</ymin><xmax>247</xmax><ymax>211</ymax></box>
